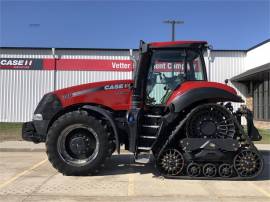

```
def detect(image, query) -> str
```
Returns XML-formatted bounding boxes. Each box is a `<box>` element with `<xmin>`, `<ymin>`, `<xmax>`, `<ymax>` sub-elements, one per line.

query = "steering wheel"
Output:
<box><xmin>146</xmin><ymin>72</ymin><xmax>159</xmax><ymax>94</ymax></box>
<box><xmin>167</xmin><ymin>73</ymin><xmax>187</xmax><ymax>90</ymax></box>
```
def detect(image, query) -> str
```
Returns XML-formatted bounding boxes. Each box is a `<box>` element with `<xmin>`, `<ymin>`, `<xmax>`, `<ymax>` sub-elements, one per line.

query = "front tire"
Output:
<box><xmin>46</xmin><ymin>111</ymin><xmax>109</xmax><ymax>176</ymax></box>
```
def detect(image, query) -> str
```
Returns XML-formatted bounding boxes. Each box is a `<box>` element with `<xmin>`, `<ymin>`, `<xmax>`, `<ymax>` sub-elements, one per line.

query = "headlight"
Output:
<box><xmin>34</xmin><ymin>93</ymin><xmax>62</xmax><ymax>120</ymax></box>
<box><xmin>33</xmin><ymin>114</ymin><xmax>43</xmax><ymax>121</ymax></box>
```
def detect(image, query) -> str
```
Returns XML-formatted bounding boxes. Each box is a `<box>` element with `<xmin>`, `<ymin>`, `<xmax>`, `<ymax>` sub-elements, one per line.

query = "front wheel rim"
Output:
<box><xmin>57</xmin><ymin>124</ymin><xmax>100</xmax><ymax>167</ymax></box>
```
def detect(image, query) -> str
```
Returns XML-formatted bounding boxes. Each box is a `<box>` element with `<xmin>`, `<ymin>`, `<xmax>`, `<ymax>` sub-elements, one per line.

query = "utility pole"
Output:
<box><xmin>163</xmin><ymin>20</ymin><xmax>184</xmax><ymax>41</ymax></box>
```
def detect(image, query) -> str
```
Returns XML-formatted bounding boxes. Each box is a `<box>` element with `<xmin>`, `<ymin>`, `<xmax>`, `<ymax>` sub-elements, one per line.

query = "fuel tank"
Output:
<box><xmin>53</xmin><ymin>80</ymin><xmax>133</xmax><ymax>110</ymax></box>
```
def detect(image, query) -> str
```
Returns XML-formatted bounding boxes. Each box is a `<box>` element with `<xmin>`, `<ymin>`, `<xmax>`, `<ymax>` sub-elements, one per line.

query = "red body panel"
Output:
<box><xmin>53</xmin><ymin>80</ymin><xmax>133</xmax><ymax>110</ymax></box>
<box><xmin>52</xmin><ymin>80</ymin><xmax>237</xmax><ymax>112</ymax></box>
<box><xmin>166</xmin><ymin>81</ymin><xmax>237</xmax><ymax>105</ymax></box>
<box><xmin>149</xmin><ymin>41</ymin><xmax>207</xmax><ymax>48</ymax></box>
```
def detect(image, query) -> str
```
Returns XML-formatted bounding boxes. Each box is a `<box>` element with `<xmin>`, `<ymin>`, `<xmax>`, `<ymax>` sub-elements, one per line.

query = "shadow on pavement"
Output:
<box><xmin>100</xmin><ymin>154</ymin><xmax>159</xmax><ymax>176</ymax></box>
<box><xmin>256</xmin><ymin>150</ymin><xmax>270</xmax><ymax>181</ymax></box>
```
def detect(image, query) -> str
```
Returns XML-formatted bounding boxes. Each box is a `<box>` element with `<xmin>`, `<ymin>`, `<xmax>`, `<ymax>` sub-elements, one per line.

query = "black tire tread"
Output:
<box><xmin>46</xmin><ymin>110</ymin><xmax>109</xmax><ymax>176</ymax></box>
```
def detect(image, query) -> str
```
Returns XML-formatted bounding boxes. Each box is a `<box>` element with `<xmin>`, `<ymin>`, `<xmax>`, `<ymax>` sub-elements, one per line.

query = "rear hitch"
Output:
<box><xmin>236</xmin><ymin>105</ymin><xmax>262</xmax><ymax>141</ymax></box>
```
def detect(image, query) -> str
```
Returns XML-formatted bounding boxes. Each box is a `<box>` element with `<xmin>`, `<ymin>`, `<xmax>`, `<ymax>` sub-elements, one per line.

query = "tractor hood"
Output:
<box><xmin>53</xmin><ymin>80</ymin><xmax>133</xmax><ymax>110</ymax></box>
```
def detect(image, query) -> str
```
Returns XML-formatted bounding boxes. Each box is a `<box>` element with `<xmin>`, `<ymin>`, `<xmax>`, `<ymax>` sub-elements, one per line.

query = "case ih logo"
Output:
<box><xmin>104</xmin><ymin>83</ymin><xmax>131</xmax><ymax>90</ymax></box>
<box><xmin>0</xmin><ymin>58</ymin><xmax>42</xmax><ymax>70</ymax></box>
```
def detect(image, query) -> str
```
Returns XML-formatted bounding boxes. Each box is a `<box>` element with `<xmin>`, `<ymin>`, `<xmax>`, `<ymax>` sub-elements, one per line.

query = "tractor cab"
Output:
<box><xmin>128</xmin><ymin>40</ymin><xmax>209</xmax><ymax>156</ymax></box>
<box><xmin>133</xmin><ymin>40</ymin><xmax>208</xmax><ymax>104</ymax></box>
<box><xmin>145</xmin><ymin>43</ymin><xmax>207</xmax><ymax>105</ymax></box>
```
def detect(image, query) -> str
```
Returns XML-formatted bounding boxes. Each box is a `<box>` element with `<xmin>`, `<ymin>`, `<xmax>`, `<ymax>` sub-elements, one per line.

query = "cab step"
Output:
<box><xmin>134</xmin><ymin>152</ymin><xmax>151</xmax><ymax>164</ymax></box>
<box><xmin>142</xmin><ymin>125</ymin><xmax>160</xmax><ymax>129</ymax></box>
<box><xmin>140</xmin><ymin>135</ymin><xmax>157</xmax><ymax>139</ymax></box>
<box><xmin>137</xmin><ymin>146</ymin><xmax>152</xmax><ymax>151</ymax></box>
<box><xmin>144</xmin><ymin>114</ymin><xmax>162</xmax><ymax>118</ymax></box>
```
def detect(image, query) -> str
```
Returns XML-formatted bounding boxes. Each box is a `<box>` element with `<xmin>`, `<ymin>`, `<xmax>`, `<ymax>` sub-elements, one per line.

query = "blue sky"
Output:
<box><xmin>0</xmin><ymin>0</ymin><xmax>269</xmax><ymax>49</ymax></box>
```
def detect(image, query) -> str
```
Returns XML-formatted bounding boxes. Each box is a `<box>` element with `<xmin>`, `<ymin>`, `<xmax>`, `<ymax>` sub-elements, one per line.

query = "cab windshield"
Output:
<box><xmin>146</xmin><ymin>49</ymin><xmax>206</xmax><ymax>105</ymax></box>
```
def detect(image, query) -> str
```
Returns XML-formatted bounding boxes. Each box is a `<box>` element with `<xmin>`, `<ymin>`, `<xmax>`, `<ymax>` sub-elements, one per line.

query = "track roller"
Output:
<box><xmin>203</xmin><ymin>163</ymin><xmax>217</xmax><ymax>177</ymax></box>
<box><xmin>187</xmin><ymin>163</ymin><xmax>201</xmax><ymax>177</ymax></box>
<box><xmin>219</xmin><ymin>164</ymin><xmax>233</xmax><ymax>178</ymax></box>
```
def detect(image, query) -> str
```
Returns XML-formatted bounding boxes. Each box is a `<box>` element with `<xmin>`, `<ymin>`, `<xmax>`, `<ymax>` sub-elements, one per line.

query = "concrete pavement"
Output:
<box><xmin>0</xmin><ymin>147</ymin><xmax>269</xmax><ymax>202</ymax></box>
<box><xmin>0</xmin><ymin>141</ymin><xmax>45</xmax><ymax>152</ymax></box>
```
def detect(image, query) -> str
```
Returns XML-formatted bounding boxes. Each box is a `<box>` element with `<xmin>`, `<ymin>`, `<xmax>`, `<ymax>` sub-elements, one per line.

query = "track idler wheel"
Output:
<box><xmin>157</xmin><ymin>149</ymin><xmax>185</xmax><ymax>176</ymax></box>
<box><xmin>187</xmin><ymin>163</ymin><xmax>201</xmax><ymax>177</ymax></box>
<box><xmin>203</xmin><ymin>163</ymin><xmax>217</xmax><ymax>177</ymax></box>
<box><xmin>219</xmin><ymin>164</ymin><xmax>233</xmax><ymax>178</ymax></box>
<box><xmin>234</xmin><ymin>149</ymin><xmax>263</xmax><ymax>178</ymax></box>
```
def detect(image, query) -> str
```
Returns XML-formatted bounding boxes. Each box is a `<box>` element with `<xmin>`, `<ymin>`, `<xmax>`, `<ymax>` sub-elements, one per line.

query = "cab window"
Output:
<box><xmin>146</xmin><ymin>49</ymin><xmax>206</xmax><ymax>105</ymax></box>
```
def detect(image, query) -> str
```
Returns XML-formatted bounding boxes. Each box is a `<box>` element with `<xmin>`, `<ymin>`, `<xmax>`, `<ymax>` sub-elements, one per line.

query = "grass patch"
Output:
<box><xmin>243</xmin><ymin>127</ymin><xmax>270</xmax><ymax>144</ymax></box>
<box><xmin>257</xmin><ymin>128</ymin><xmax>270</xmax><ymax>144</ymax></box>
<box><xmin>0</xmin><ymin>123</ymin><xmax>23</xmax><ymax>142</ymax></box>
<box><xmin>0</xmin><ymin>122</ymin><xmax>269</xmax><ymax>144</ymax></box>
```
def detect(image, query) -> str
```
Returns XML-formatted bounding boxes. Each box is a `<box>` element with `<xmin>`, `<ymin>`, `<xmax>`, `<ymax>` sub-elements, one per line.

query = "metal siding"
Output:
<box><xmin>263</xmin><ymin>78</ymin><xmax>268</xmax><ymax>120</ymax></box>
<box><xmin>0</xmin><ymin>49</ymin><xmax>133</xmax><ymax>122</ymax></box>
<box><xmin>258</xmin><ymin>82</ymin><xmax>264</xmax><ymax>119</ymax></box>
<box><xmin>56</xmin><ymin>49</ymin><xmax>130</xmax><ymax>60</ymax></box>
<box><xmin>205</xmin><ymin>51</ymin><xmax>246</xmax><ymax>110</ymax></box>
<box><xmin>0</xmin><ymin>48</ymin><xmax>52</xmax><ymax>58</ymax></box>
<box><xmin>253</xmin><ymin>85</ymin><xmax>258</xmax><ymax>119</ymax></box>
<box><xmin>0</xmin><ymin>70</ymin><xmax>54</xmax><ymax>122</ymax></box>
<box><xmin>55</xmin><ymin>51</ymin><xmax>132</xmax><ymax>89</ymax></box>
<box><xmin>206</xmin><ymin>52</ymin><xmax>246</xmax><ymax>83</ymax></box>
<box><xmin>0</xmin><ymin>68</ymin><xmax>132</xmax><ymax>122</ymax></box>
<box><xmin>56</xmin><ymin>71</ymin><xmax>132</xmax><ymax>89</ymax></box>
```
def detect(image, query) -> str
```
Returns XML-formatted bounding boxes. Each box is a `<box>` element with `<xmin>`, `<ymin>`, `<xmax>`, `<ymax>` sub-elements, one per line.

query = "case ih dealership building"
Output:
<box><xmin>0</xmin><ymin>39</ymin><xmax>269</xmax><ymax>125</ymax></box>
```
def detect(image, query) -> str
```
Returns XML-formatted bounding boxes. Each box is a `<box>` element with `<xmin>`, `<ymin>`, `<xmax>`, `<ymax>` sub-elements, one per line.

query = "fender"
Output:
<box><xmin>82</xmin><ymin>105</ymin><xmax>120</xmax><ymax>154</ymax></box>
<box><xmin>170</xmin><ymin>87</ymin><xmax>244</xmax><ymax>112</ymax></box>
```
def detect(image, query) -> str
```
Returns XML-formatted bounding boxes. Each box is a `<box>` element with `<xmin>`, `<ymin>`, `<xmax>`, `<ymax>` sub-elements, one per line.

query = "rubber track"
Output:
<box><xmin>157</xmin><ymin>147</ymin><xmax>264</xmax><ymax>180</ymax></box>
<box><xmin>163</xmin><ymin>175</ymin><xmax>261</xmax><ymax>181</ymax></box>
<box><xmin>155</xmin><ymin>104</ymin><xmax>264</xmax><ymax>180</ymax></box>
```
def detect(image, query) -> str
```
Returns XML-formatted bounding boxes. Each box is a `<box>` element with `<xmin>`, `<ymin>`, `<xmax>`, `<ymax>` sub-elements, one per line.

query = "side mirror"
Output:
<box><xmin>139</xmin><ymin>40</ymin><xmax>148</xmax><ymax>53</ymax></box>
<box><xmin>206</xmin><ymin>45</ymin><xmax>213</xmax><ymax>62</ymax></box>
<box><xmin>206</xmin><ymin>44</ymin><xmax>213</xmax><ymax>81</ymax></box>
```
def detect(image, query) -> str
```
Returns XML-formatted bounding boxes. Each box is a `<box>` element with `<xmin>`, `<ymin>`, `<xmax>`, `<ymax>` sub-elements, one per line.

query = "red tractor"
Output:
<box><xmin>22</xmin><ymin>40</ymin><xmax>264</xmax><ymax>179</ymax></box>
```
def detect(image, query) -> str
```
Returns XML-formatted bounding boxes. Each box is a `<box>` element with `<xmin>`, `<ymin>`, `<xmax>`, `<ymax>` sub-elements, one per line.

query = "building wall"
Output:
<box><xmin>0</xmin><ymin>70</ymin><xmax>54</xmax><ymax>122</ymax></box>
<box><xmin>205</xmin><ymin>51</ymin><xmax>247</xmax><ymax>110</ymax></box>
<box><xmin>55</xmin><ymin>49</ymin><xmax>132</xmax><ymax>89</ymax></box>
<box><xmin>246</xmin><ymin>42</ymin><xmax>270</xmax><ymax>70</ymax></box>
<box><xmin>0</xmin><ymin>44</ymin><xmax>267</xmax><ymax>122</ymax></box>
<box><xmin>0</xmin><ymin>49</ymin><xmax>132</xmax><ymax>122</ymax></box>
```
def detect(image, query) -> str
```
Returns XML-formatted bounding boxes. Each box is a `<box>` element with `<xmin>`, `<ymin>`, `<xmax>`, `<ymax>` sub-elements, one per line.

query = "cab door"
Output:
<box><xmin>145</xmin><ymin>49</ymin><xmax>187</xmax><ymax>106</ymax></box>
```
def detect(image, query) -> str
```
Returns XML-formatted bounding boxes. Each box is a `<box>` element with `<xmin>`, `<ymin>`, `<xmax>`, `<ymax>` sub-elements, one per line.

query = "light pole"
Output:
<box><xmin>163</xmin><ymin>20</ymin><xmax>184</xmax><ymax>41</ymax></box>
<box><xmin>52</xmin><ymin>48</ymin><xmax>58</xmax><ymax>91</ymax></box>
